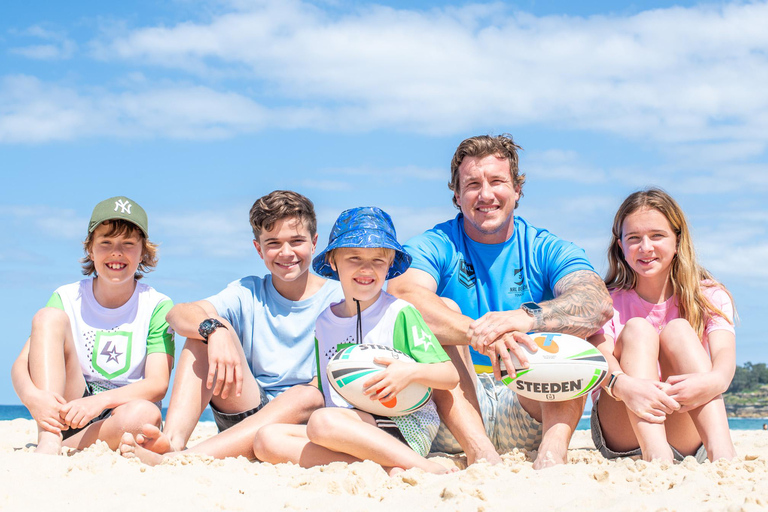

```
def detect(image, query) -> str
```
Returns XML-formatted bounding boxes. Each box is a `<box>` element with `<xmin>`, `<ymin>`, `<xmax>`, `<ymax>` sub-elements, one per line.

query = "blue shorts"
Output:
<box><xmin>430</xmin><ymin>373</ymin><xmax>543</xmax><ymax>454</ymax></box>
<box><xmin>210</xmin><ymin>385</ymin><xmax>269</xmax><ymax>433</ymax></box>
<box><xmin>590</xmin><ymin>397</ymin><xmax>708</xmax><ymax>463</ymax></box>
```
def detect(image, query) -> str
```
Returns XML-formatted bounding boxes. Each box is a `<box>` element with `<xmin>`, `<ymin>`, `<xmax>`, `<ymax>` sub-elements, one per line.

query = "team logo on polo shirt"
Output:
<box><xmin>92</xmin><ymin>331</ymin><xmax>132</xmax><ymax>379</ymax></box>
<box><xmin>458</xmin><ymin>259</ymin><xmax>476</xmax><ymax>289</ymax></box>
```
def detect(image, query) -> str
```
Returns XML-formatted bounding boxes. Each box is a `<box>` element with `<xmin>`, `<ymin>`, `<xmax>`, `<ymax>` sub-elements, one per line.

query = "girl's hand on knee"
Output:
<box><xmin>665</xmin><ymin>373</ymin><xmax>721</xmax><ymax>412</ymax></box>
<box><xmin>28</xmin><ymin>389</ymin><xmax>67</xmax><ymax>434</ymax></box>
<box><xmin>617</xmin><ymin>375</ymin><xmax>679</xmax><ymax>423</ymax></box>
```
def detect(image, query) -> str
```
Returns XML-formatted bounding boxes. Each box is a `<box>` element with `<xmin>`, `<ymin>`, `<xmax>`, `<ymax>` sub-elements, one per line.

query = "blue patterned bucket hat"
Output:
<box><xmin>313</xmin><ymin>207</ymin><xmax>412</xmax><ymax>280</ymax></box>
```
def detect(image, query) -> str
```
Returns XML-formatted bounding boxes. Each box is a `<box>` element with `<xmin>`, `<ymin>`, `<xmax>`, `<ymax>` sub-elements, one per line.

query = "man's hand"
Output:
<box><xmin>485</xmin><ymin>332</ymin><xmax>538</xmax><ymax>381</ymax></box>
<box><xmin>467</xmin><ymin>310</ymin><xmax>535</xmax><ymax>353</ymax></box>
<box><xmin>206</xmin><ymin>328</ymin><xmax>243</xmax><ymax>400</ymax></box>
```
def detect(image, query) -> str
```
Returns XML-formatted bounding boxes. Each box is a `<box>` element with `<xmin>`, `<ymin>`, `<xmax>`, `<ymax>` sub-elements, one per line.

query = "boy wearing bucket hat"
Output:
<box><xmin>11</xmin><ymin>196</ymin><xmax>175</xmax><ymax>455</ymax></box>
<box><xmin>253</xmin><ymin>207</ymin><xmax>459</xmax><ymax>474</ymax></box>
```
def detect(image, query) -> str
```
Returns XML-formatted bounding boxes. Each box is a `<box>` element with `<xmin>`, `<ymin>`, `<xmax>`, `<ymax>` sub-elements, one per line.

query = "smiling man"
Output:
<box><xmin>388</xmin><ymin>134</ymin><xmax>613</xmax><ymax>469</ymax></box>
<box><xmin>119</xmin><ymin>190</ymin><xmax>342</xmax><ymax>464</ymax></box>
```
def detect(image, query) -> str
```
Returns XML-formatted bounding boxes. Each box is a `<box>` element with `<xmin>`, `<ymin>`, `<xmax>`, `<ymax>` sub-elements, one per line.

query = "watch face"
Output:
<box><xmin>522</xmin><ymin>302</ymin><xmax>542</xmax><ymax>314</ymax></box>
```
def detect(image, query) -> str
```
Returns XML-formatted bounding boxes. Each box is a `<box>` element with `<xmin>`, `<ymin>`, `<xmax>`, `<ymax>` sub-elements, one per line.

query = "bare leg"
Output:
<box><xmin>307</xmin><ymin>408</ymin><xmax>453</xmax><ymax>474</ymax></box>
<box><xmin>27</xmin><ymin>308</ymin><xmax>86</xmax><ymax>455</ymax></box>
<box><xmin>65</xmin><ymin>399</ymin><xmax>162</xmax><ymax>451</ymax></box>
<box><xmin>518</xmin><ymin>395</ymin><xmax>585</xmax><ymax>470</ymax></box>
<box><xmin>433</xmin><ymin>345</ymin><xmax>501</xmax><ymax>465</ymax></box>
<box><xmin>595</xmin><ymin>318</ymin><xmax>673</xmax><ymax>461</ymax></box>
<box><xmin>253</xmin><ymin>424</ymin><xmax>359</xmax><ymax>466</ymax></box>
<box><xmin>433</xmin><ymin>298</ymin><xmax>500</xmax><ymax>465</ymax></box>
<box><xmin>125</xmin><ymin>339</ymin><xmax>324</xmax><ymax>465</ymax></box>
<box><xmin>659</xmin><ymin>319</ymin><xmax>736</xmax><ymax>461</ymax></box>
<box><xmin>136</xmin><ymin>336</ymin><xmax>268</xmax><ymax>458</ymax></box>
<box><xmin>185</xmin><ymin>384</ymin><xmax>323</xmax><ymax>460</ymax></box>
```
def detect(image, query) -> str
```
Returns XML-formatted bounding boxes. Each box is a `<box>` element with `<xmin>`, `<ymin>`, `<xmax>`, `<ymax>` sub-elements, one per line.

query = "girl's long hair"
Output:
<box><xmin>605</xmin><ymin>188</ymin><xmax>734</xmax><ymax>338</ymax></box>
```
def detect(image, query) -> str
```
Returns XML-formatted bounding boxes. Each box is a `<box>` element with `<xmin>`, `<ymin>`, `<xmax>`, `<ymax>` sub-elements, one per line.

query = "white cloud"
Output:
<box><xmin>0</xmin><ymin>205</ymin><xmax>84</xmax><ymax>239</ymax></box>
<box><xmin>3</xmin><ymin>1</ymin><xmax>768</xmax><ymax>155</ymax></box>
<box><xmin>9</xmin><ymin>25</ymin><xmax>77</xmax><ymax>60</ymax></box>
<box><xmin>84</xmin><ymin>1</ymin><xmax>768</xmax><ymax>139</ymax></box>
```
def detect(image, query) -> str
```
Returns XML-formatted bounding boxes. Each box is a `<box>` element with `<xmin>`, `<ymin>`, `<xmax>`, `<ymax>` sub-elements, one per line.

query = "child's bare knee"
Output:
<box><xmin>112</xmin><ymin>400</ymin><xmax>162</xmax><ymax>431</ymax></box>
<box><xmin>306</xmin><ymin>409</ymin><xmax>336</xmax><ymax>443</ymax></box>
<box><xmin>253</xmin><ymin>424</ymin><xmax>279</xmax><ymax>459</ymax></box>
<box><xmin>32</xmin><ymin>307</ymin><xmax>69</xmax><ymax>330</ymax></box>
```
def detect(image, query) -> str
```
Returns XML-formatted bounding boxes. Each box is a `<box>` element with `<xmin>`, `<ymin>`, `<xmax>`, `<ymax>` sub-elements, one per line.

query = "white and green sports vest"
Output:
<box><xmin>47</xmin><ymin>279</ymin><xmax>174</xmax><ymax>393</ymax></box>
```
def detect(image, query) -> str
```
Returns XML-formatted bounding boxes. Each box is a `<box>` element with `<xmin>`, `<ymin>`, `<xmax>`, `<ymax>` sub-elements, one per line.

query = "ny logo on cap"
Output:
<box><xmin>114</xmin><ymin>199</ymin><xmax>132</xmax><ymax>214</ymax></box>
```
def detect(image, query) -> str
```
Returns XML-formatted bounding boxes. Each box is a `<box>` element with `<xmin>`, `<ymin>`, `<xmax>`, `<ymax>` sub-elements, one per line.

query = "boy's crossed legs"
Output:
<box><xmin>120</xmin><ymin>336</ymin><xmax>323</xmax><ymax>465</ymax></box>
<box><xmin>254</xmin><ymin>407</ymin><xmax>455</xmax><ymax>475</ymax></box>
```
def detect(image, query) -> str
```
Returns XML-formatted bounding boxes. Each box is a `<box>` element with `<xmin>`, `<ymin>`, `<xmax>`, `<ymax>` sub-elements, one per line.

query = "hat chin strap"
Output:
<box><xmin>353</xmin><ymin>298</ymin><xmax>363</xmax><ymax>345</ymax></box>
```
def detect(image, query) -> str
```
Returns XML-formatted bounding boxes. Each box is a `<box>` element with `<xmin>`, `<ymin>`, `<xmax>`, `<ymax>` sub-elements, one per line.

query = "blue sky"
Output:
<box><xmin>2</xmin><ymin>0</ymin><xmax>767</xmax><ymax>405</ymax></box>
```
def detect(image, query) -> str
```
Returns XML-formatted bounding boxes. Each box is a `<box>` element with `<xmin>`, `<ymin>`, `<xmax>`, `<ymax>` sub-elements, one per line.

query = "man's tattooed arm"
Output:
<box><xmin>534</xmin><ymin>270</ymin><xmax>613</xmax><ymax>338</ymax></box>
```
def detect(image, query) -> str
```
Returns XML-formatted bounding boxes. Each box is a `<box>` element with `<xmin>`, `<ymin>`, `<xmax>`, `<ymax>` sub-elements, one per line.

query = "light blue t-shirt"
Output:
<box><xmin>207</xmin><ymin>275</ymin><xmax>343</xmax><ymax>399</ymax></box>
<box><xmin>404</xmin><ymin>214</ymin><xmax>595</xmax><ymax>372</ymax></box>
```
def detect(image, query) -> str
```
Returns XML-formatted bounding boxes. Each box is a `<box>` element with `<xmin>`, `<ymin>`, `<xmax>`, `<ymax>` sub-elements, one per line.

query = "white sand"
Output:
<box><xmin>1</xmin><ymin>420</ymin><xmax>766</xmax><ymax>511</ymax></box>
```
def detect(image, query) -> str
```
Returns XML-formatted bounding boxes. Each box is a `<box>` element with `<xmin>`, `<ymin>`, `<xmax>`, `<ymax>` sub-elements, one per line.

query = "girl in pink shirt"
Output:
<box><xmin>589</xmin><ymin>189</ymin><xmax>736</xmax><ymax>463</ymax></box>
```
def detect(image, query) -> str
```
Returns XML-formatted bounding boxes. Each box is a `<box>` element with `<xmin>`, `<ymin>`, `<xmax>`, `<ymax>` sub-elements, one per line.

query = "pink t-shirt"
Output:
<box><xmin>593</xmin><ymin>283</ymin><xmax>734</xmax><ymax>402</ymax></box>
<box><xmin>600</xmin><ymin>283</ymin><xmax>735</xmax><ymax>353</ymax></box>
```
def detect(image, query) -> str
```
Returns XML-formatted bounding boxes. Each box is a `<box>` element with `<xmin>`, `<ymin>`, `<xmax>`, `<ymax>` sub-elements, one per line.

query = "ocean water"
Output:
<box><xmin>0</xmin><ymin>405</ymin><xmax>764</xmax><ymax>430</ymax></box>
<box><xmin>0</xmin><ymin>405</ymin><xmax>215</xmax><ymax>423</ymax></box>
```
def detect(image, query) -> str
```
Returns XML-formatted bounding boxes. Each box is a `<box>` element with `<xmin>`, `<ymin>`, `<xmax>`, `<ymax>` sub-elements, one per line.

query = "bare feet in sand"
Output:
<box><xmin>119</xmin><ymin>433</ymin><xmax>167</xmax><ymax>466</ymax></box>
<box><xmin>134</xmin><ymin>423</ymin><xmax>180</xmax><ymax>454</ymax></box>
<box><xmin>532</xmin><ymin>448</ymin><xmax>567</xmax><ymax>470</ymax></box>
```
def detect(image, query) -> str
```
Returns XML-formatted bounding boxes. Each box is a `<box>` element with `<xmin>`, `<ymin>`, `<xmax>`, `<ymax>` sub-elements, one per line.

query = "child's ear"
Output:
<box><xmin>253</xmin><ymin>239</ymin><xmax>264</xmax><ymax>259</ymax></box>
<box><xmin>329</xmin><ymin>255</ymin><xmax>337</xmax><ymax>272</ymax></box>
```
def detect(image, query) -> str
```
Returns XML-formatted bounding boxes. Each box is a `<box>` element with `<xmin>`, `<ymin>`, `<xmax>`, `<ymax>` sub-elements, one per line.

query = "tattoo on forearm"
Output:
<box><xmin>536</xmin><ymin>270</ymin><xmax>613</xmax><ymax>338</ymax></box>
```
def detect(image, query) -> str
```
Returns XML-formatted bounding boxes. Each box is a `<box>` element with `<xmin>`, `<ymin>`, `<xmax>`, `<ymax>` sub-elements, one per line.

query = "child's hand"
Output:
<box><xmin>27</xmin><ymin>388</ymin><xmax>67</xmax><ymax>434</ymax></box>
<box><xmin>616</xmin><ymin>375</ymin><xmax>680</xmax><ymax>423</ymax></box>
<box><xmin>362</xmin><ymin>357</ymin><xmax>416</xmax><ymax>402</ymax></box>
<box><xmin>59</xmin><ymin>394</ymin><xmax>107</xmax><ymax>430</ymax></box>
<box><xmin>665</xmin><ymin>372</ymin><xmax>722</xmax><ymax>413</ymax></box>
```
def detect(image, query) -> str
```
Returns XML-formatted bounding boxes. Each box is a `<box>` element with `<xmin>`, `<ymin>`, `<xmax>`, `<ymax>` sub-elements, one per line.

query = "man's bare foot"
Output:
<box><xmin>119</xmin><ymin>433</ymin><xmax>167</xmax><ymax>466</ymax></box>
<box><xmin>467</xmin><ymin>448</ymin><xmax>502</xmax><ymax>466</ymax></box>
<box><xmin>532</xmin><ymin>448</ymin><xmax>566</xmax><ymax>469</ymax></box>
<box><xmin>135</xmin><ymin>423</ymin><xmax>179</xmax><ymax>454</ymax></box>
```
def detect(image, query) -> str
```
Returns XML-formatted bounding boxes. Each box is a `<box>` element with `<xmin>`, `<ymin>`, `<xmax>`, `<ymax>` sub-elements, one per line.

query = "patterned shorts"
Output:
<box><xmin>430</xmin><ymin>373</ymin><xmax>543</xmax><ymax>454</ymax></box>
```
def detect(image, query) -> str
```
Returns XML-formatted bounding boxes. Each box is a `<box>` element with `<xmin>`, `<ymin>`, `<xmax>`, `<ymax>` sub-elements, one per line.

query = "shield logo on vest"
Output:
<box><xmin>92</xmin><ymin>331</ymin><xmax>133</xmax><ymax>379</ymax></box>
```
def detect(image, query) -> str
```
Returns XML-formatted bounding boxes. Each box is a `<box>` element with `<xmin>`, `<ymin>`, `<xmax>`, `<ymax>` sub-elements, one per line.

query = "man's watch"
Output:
<box><xmin>521</xmin><ymin>301</ymin><xmax>543</xmax><ymax>318</ymax></box>
<box><xmin>198</xmin><ymin>318</ymin><xmax>227</xmax><ymax>344</ymax></box>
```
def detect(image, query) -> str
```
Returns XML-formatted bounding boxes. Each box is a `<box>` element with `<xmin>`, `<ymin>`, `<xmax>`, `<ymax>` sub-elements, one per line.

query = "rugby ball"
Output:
<box><xmin>500</xmin><ymin>332</ymin><xmax>608</xmax><ymax>402</ymax></box>
<box><xmin>326</xmin><ymin>344</ymin><xmax>433</xmax><ymax>417</ymax></box>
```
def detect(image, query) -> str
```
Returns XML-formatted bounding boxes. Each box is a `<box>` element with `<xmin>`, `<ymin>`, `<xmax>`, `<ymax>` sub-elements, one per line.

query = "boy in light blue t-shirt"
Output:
<box><xmin>119</xmin><ymin>190</ymin><xmax>342</xmax><ymax>465</ymax></box>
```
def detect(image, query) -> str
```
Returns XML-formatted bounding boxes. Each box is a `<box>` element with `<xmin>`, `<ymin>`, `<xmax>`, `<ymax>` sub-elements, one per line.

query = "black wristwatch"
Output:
<box><xmin>198</xmin><ymin>318</ymin><xmax>227</xmax><ymax>344</ymax></box>
<box><xmin>521</xmin><ymin>301</ymin><xmax>543</xmax><ymax>318</ymax></box>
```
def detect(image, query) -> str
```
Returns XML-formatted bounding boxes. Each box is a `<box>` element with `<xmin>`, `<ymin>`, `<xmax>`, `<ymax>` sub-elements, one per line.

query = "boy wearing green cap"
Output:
<box><xmin>11</xmin><ymin>196</ymin><xmax>175</xmax><ymax>455</ymax></box>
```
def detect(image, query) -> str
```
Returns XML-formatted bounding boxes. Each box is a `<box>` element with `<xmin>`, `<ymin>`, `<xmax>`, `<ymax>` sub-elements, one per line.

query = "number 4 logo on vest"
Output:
<box><xmin>411</xmin><ymin>326</ymin><xmax>435</xmax><ymax>350</ymax></box>
<box><xmin>92</xmin><ymin>331</ymin><xmax>133</xmax><ymax>379</ymax></box>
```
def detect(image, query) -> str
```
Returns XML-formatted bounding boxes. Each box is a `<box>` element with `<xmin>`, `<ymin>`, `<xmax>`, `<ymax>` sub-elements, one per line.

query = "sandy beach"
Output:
<box><xmin>0</xmin><ymin>419</ymin><xmax>765</xmax><ymax>511</ymax></box>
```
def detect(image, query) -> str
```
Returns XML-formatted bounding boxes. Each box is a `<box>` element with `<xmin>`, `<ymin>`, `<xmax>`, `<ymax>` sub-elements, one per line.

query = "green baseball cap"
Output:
<box><xmin>88</xmin><ymin>196</ymin><xmax>149</xmax><ymax>237</ymax></box>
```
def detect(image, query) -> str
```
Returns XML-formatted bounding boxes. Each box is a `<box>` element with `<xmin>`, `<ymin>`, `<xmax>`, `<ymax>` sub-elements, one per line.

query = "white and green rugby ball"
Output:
<box><xmin>326</xmin><ymin>344</ymin><xmax>433</xmax><ymax>417</ymax></box>
<box><xmin>500</xmin><ymin>332</ymin><xmax>608</xmax><ymax>402</ymax></box>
